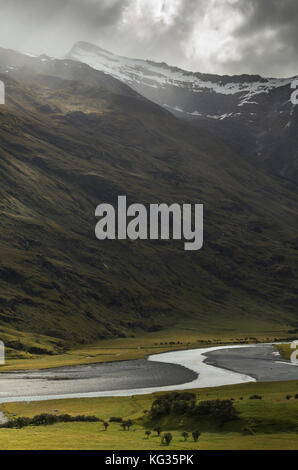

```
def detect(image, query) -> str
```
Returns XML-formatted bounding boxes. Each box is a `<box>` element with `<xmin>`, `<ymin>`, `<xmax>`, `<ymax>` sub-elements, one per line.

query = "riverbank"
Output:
<box><xmin>0</xmin><ymin>332</ymin><xmax>220</xmax><ymax>372</ymax></box>
<box><xmin>1</xmin><ymin>325</ymin><xmax>293</xmax><ymax>373</ymax></box>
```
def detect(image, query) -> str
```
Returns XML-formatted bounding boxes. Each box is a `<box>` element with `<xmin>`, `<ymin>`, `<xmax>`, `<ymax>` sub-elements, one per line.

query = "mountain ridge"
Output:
<box><xmin>67</xmin><ymin>41</ymin><xmax>298</xmax><ymax>184</ymax></box>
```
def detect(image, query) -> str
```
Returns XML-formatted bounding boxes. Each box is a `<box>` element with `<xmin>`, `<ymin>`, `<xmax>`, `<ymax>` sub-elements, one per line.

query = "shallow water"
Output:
<box><xmin>204</xmin><ymin>344</ymin><xmax>298</xmax><ymax>381</ymax></box>
<box><xmin>0</xmin><ymin>343</ymin><xmax>297</xmax><ymax>403</ymax></box>
<box><xmin>0</xmin><ymin>358</ymin><xmax>196</xmax><ymax>401</ymax></box>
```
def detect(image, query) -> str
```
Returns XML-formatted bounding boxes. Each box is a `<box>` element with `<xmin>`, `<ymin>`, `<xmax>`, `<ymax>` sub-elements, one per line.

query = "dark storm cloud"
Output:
<box><xmin>0</xmin><ymin>0</ymin><xmax>297</xmax><ymax>77</ymax></box>
<box><xmin>235</xmin><ymin>0</ymin><xmax>298</xmax><ymax>34</ymax></box>
<box><xmin>224</xmin><ymin>0</ymin><xmax>298</xmax><ymax>76</ymax></box>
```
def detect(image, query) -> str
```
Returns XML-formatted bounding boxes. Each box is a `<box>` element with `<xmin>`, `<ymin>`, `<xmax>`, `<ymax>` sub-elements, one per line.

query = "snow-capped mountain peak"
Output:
<box><xmin>67</xmin><ymin>41</ymin><xmax>296</xmax><ymax>118</ymax></box>
<box><xmin>67</xmin><ymin>41</ymin><xmax>298</xmax><ymax>183</ymax></box>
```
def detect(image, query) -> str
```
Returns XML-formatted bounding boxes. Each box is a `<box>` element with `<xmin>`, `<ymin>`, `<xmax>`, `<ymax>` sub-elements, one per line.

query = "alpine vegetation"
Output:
<box><xmin>95</xmin><ymin>196</ymin><xmax>203</xmax><ymax>251</ymax></box>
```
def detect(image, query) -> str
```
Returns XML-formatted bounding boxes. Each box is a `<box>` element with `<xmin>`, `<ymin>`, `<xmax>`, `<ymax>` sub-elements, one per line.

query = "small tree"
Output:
<box><xmin>154</xmin><ymin>426</ymin><xmax>162</xmax><ymax>436</ymax></box>
<box><xmin>181</xmin><ymin>431</ymin><xmax>189</xmax><ymax>441</ymax></box>
<box><xmin>192</xmin><ymin>430</ymin><xmax>200</xmax><ymax>442</ymax></box>
<box><xmin>162</xmin><ymin>433</ymin><xmax>173</xmax><ymax>446</ymax></box>
<box><xmin>145</xmin><ymin>430</ymin><xmax>151</xmax><ymax>439</ymax></box>
<box><xmin>103</xmin><ymin>422</ymin><xmax>109</xmax><ymax>431</ymax></box>
<box><xmin>126</xmin><ymin>419</ymin><xmax>133</xmax><ymax>431</ymax></box>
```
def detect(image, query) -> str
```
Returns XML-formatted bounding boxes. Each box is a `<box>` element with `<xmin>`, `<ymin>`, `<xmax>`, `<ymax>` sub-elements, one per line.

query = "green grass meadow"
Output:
<box><xmin>1</xmin><ymin>380</ymin><xmax>297</xmax><ymax>450</ymax></box>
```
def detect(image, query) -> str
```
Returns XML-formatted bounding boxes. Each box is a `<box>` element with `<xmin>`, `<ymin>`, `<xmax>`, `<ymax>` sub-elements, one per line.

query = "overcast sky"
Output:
<box><xmin>0</xmin><ymin>0</ymin><xmax>297</xmax><ymax>77</ymax></box>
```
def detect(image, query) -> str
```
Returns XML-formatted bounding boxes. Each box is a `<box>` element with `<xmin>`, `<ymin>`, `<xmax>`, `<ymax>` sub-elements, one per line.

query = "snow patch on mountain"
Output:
<box><xmin>68</xmin><ymin>42</ymin><xmax>295</xmax><ymax>106</ymax></box>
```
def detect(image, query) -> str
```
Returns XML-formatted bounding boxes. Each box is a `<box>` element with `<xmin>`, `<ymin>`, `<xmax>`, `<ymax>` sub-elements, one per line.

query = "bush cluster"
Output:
<box><xmin>193</xmin><ymin>400</ymin><xmax>237</xmax><ymax>422</ymax></box>
<box><xmin>1</xmin><ymin>413</ymin><xmax>100</xmax><ymax>429</ymax></box>
<box><xmin>151</xmin><ymin>392</ymin><xmax>196</xmax><ymax>418</ymax></box>
<box><xmin>109</xmin><ymin>417</ymin><xmax>123</xmax><ymax>423</ymax></box>
<box><xmin>150</xmin><ymin>393</ymin><xmax>237</xmax><ymax>423</ymax></box>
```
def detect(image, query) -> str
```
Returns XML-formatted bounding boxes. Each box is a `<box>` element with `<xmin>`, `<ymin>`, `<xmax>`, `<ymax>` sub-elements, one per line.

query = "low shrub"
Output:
<box><xmin>109</xmin><ymin>417</ymin><xmax>123</xmax><ymax>423</ymax></box>
<box><xmin>0</xmin><ymin>413</ymin><xmax>100</xmax><ymax>429</ymax></box>
<box><xmin>193</xmin><ymin>400</ymin><xmax>237</xmax><ymax>423</ymax></box>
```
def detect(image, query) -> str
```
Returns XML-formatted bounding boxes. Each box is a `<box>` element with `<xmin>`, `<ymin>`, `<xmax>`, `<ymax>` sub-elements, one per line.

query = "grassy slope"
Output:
<box><xmin>0</xmin><ymin>51</ymin><xmax>297</xmax><ymax>355</ymax></box>
<box><xmin>0</xmin><ymin>380</ymin><xmax>297</xmax><ymax>450</ymax></box>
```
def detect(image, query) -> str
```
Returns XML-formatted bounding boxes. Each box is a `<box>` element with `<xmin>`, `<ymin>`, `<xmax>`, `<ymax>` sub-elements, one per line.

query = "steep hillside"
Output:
<box><xmin>0</xmin><ymin>48</ymin><xmax>298</xmax><ymax>352</ymax></box>
<box><xmin>68</xmin><ymin>42</ymin><xmax>298</xmax><ymax>183</ymax></box>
